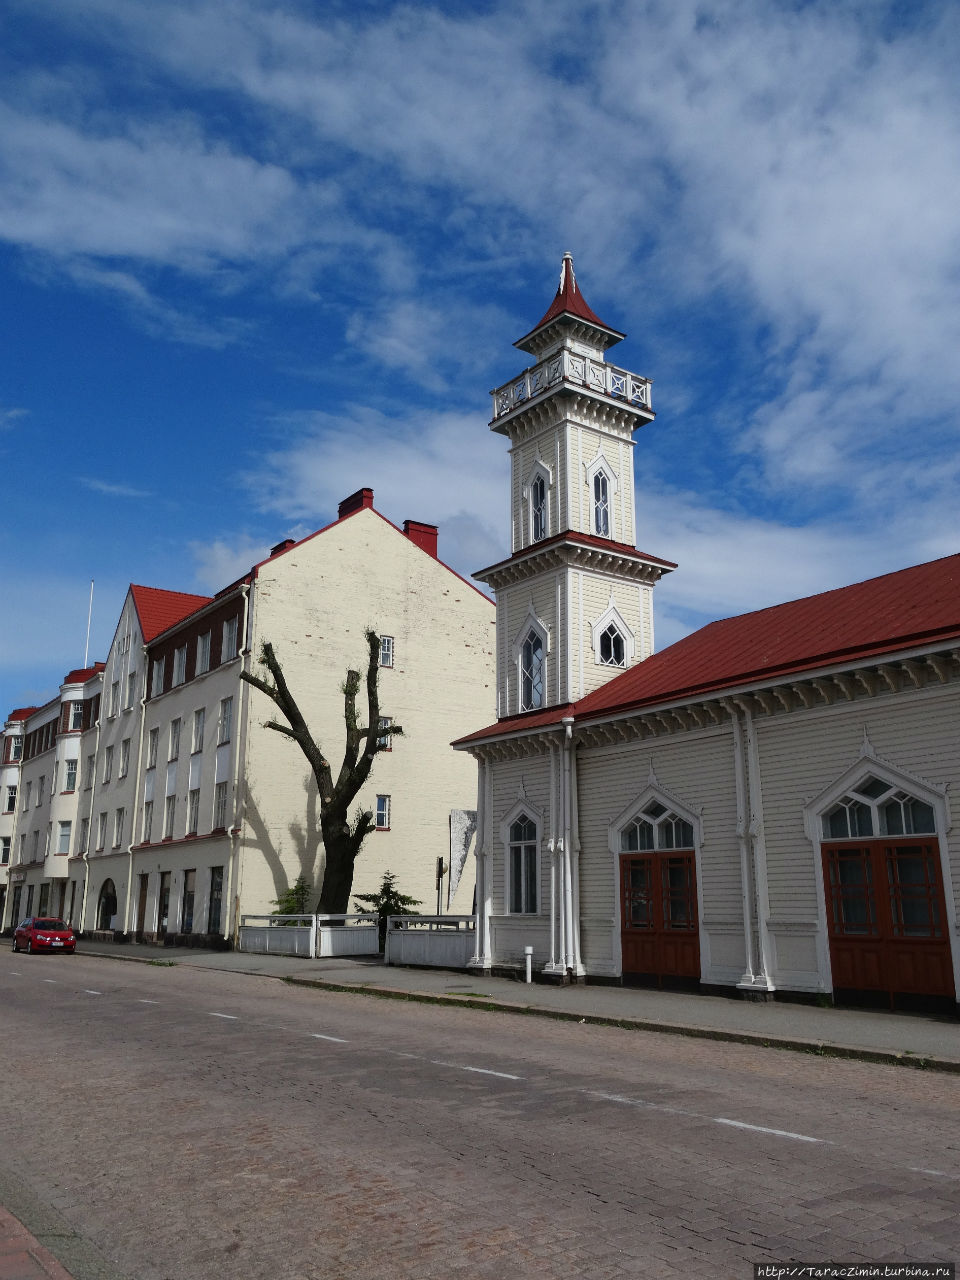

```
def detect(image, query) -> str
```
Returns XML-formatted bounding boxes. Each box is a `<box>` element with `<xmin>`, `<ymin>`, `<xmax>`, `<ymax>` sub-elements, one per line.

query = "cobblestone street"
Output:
<box><xmin>2</xmin><ymin>951</ymin><xmax>958</xmax><ymax>1280</ymax></box>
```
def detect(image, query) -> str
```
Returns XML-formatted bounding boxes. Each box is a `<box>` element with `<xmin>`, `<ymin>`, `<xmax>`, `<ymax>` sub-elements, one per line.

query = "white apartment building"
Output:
<box><xmin>0</xmin><ymin>707</ymin><xmax>33</xmax><ymax>926</ymax></box>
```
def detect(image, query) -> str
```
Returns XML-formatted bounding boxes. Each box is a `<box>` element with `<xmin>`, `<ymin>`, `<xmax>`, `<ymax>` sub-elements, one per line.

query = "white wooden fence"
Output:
<box><xmin>384</xmin><ymin>915</ymin><xmax>476</xmax><ymax>969</ymax></box>
<box><xmin>238</xmin><ymin>914</ymin><xmax>379</xmax><ymax>958</ymax></box>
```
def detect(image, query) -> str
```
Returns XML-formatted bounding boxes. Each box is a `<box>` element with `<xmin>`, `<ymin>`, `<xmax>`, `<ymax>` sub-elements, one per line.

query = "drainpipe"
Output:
<box><xmin>469</xmin><ymin>756</ymin><xmax>487</xmax><ymax>968</ymax></box>
<box><xmin>723</xmin><ymin>698</ymin><xmax>756</xmax><ymax>985</ymax></box>
<box><xmin>561</xmin><ymin>716</ymin><xmax>576</xmax><ymax>977</ymax></box>
<box><xmin>224</xmin><ymin>582</ymin><xmax>251</xmax><ymax>947</ymax></box>
<box><xmin>122</xmin><ymin>648</ymin><xmax>150</xmax><ymax>937</ymax></box>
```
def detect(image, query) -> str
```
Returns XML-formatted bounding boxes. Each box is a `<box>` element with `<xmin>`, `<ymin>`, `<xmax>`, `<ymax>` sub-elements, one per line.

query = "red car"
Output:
<box><xmin>11</xmin><ymin>917</ymin><xmax>76</xmax><ymax>954</ymax></box>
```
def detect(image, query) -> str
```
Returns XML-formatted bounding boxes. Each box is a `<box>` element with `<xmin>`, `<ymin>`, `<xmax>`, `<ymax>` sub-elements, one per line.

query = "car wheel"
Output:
<box><xmin>11</xmin><ymin>938</ymin><xmax>17</xmax><ymax>952</ymax></box>
<box><xmin>26</xmin><ymin>939</ymin><xmax>33</xmax><ymax>954</ymax></box>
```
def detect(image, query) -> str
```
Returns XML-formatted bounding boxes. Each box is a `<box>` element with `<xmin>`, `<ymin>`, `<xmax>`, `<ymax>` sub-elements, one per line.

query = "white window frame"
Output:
<box><xmin>103</xmin><ymin>745</ymin><xmax>113</xmax><ymax>783</ymax></box>
<box><xmin>511</xmin><ymin>608</ymin><xmax>549</xmax><ymax>713</ymax></box>
<box><xmin>64</xmin><ymin>759</ymin><xmax>77</xmax><ymax>792</ymax></box>
<box><xmin>70</xmin><ymin>703</ymin><xmax>83</xmax><ymax>731</ymax></box>
<box><xmin>142</xmin><ymin>800</ymin><xmax>153</xmax><ymax>844</ymax></box>
<box><xmin>0</xmin><ymin>836</ymin><xmax>8</xmax><ymax>865</ymax></box>
<box><xmin>218</xmin><ymin>697</ymin><xmax>233</xmax><ymax>746</ymax></box>
<box><xmin>169</xmin><ymin>718</ymin><xmax>181</xmax><ymax>762</ymax></box>
<box><xmin>4</xmin><ymin>785</ymin><xmax>15</xmax><ymax>813</ymax></box>
<box><xmin>110</xmin><ymin>681</ymin><xmax>120</xmax><ymax>717</ymax></box>
<box><xmin>196</xmin><ymin>631</ymin><xmax>211</xmax><ymax>676</ymax></box>
<box><xmin>57</xmin><ymin>820</ymin><xmax>72</xmax><ymax>855</ymax></box>
<box><xmin>126</xmin><ymin>670</ymin><xmax>137</xmax><ymax>708</ymax></box>
<box><xmin>163</xmin><ymin>794</ymin><xmax>176</xmax><ymax>840</ymax></box>
<box><xmin>78</xmin><ymin>817</ymin><xmax>89</xmax><ymax>855</ymax></box>
<box><xmin>172</xmin><ymin>645</ymin><xmax>187</xmax><ymax>687</ymax></box>
<box><xmin>96</xmin><ymin>811</ymin><xmax>107</xmax><ymax>851</ymax></box>
<box><xmin>187</xmin><ymin>788</ymin><xmax>200</xmax><ymax>835</ymax></box>
<box><xmin>522</xmin><ymin>458</ymin><xmax>552</xmax><ymax>546</ymax></box>
<box><xmin>377</xmin><ymin>716</ymin><xmax>393</xmax><ymax>750</ymax></box>
<box><xmin>584</xmin><ymin>451</ymin><xmax>618</xmax><ymax>540</ymax></box>
<box><xmin>113</xmin><ymin>807</ymin><xmax>125</xmax><ymax>849</ymax></box>
<box><xmin>222</xmin><ymin>616</ymin><xmax>239</xmax><ymax>661</ymax></box>
<box><xmin>500</xmin><ymin>799</ymin><xmax>543</xmax><ymax>916</ymax></box>
<box><xmin>151</xmin><ymin>657</ymin><xmax>165</xmax><ymax>698</ymax></box>
<box><xmin>375</xmin><ymin>795</ymin><xmax>391</xmax><ymax>830</ymax></box>
<box><xmin>213</xmin><ymin>780</ymin><xmax>228</xmax><ymax>831</ymax></box>
<box><xmin>379</xmin><ymin>635</ymin><xmax>394</xmax><ymax>668</ymax></box>
<box><xmin>119</xmin><ymin>738</ymin><xmax>130</xmax><ymax>779</ymax></box>
<box><xmin>147</xmin><ymin>726</ymin><xmax>159</xmax><ymax>769</ymax></box>
<box><xmin>590</xmin><ymin>599</ymin><xmax>636</xmax><ymax>669</ymax></box>
<box><xmin>192</xmin><ymin>708</ymin><xmax>205</xmax><ymax>754</ymax></box>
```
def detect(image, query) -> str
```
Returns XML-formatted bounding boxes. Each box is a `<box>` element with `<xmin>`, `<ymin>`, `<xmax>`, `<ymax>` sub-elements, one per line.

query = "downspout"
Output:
<box><xmin>223</xmin><ymin>583</ymin><xmax>251</xmax><ymax>946</ymax></box>
<box><xmin>561</xmin><ymin>716</ymin><xmax>576</xmax><ymax>977</ymax></box>
<box><xmin>469</xmin><ymin>755</ymin><xmax>487</xmax><ymax>968</ymax></box>
<box><xmin>723</xmin><ymin>698</ymin><xmax>756</xmax><ymax>986</ymax></box>
<box><xmin>738</xmin><ymin>699</ymin><xmax>775</xmax><ymax>992</ymax></box>
<box><xmin>121</xmin><ymin>650</ymin><xmax>149</xmax><ymax>937</ymax></box>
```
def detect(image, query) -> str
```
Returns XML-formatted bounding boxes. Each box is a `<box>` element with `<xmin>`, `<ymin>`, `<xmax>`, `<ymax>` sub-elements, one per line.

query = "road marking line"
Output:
<box><xmin>9</xmin><ymin>971</ymin><xmax>21</xmax><ymax>975</ymax></box>
<box><xmin>311</xmin><ymin>1033</ymin><xmax>348</xmax><ymax>1043</ymax></box>
<box><xmin>209</xmin><ymin>1012</ymin><xmax>238</xmax><ymax>1020</ymax></box>
<box><xmin>589</xmin><ymin>1091</ymin><xmax>686</xmax><ymax>1115</ymax></box>
<box><xmin>714</xmin><ymin>1117</ymin><xmax>821</xmax><ymax>1143</ymax></box>
<box><xmin>84</xmin><ymin>990</ymin><xmax>102</xmax><ymax>995</ymax></box>
<box><xmin>909</xmin><ymin>1167</ymin><xmax>957</xmax><ymax>1179</ymax></box>
<box><xmin>43</xmin><ymin>979</ymin><xmax>57</xmax><ymax>983</ymax></box>
<box><xmin>430</xmin><ymin>1060</ymin><xmax>523</xmax><ymax>1081</ymax></box>
<box><xmin>137</xmin><ymin>999</ymin><xmax>160</xmax><ymax>1004</ymax></box>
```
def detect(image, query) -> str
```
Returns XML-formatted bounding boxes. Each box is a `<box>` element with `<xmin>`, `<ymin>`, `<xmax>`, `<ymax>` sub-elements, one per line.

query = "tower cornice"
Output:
<box><xmin>490</xmin><ymin>350</ymin><xmax>654</xmax><ymax>437</ymax></box>
<box><xmin>475</xmin><ymin>530</ymin><xmax>675</xmax><ymax>591</ymax></box>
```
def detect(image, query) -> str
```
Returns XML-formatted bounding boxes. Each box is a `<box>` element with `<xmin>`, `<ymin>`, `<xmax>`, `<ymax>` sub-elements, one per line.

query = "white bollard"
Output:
<box><xmin>524</xmin><ymin>944</ymin><xmax>533</xmax><ymax>984</ymax></box>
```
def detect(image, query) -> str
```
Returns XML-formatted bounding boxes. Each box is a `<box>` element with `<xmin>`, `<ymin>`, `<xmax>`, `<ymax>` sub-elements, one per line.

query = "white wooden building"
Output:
<box><xmin>457</xmin><ymin>256</ymin><xmax>960</xmax><ymax>1012</ymax></box>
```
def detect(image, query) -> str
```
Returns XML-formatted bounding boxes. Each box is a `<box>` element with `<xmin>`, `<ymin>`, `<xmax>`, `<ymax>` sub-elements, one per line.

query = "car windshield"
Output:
<box><xmin>34</xmin><ymin>919</ymin><xmax>69</xmax><ymax>931</ymax></box>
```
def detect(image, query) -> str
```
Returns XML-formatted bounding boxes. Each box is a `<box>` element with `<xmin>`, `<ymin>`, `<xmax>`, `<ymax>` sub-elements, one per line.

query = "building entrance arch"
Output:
<box><xmin>96</xmin><ymin>879</ymin><xmax>117</xmax><ymax>932</ymax></box>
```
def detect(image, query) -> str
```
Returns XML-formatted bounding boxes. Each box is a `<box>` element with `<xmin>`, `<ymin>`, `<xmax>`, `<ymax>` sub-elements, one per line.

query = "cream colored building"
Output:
<box><xmin>458</xmin><ymin>257</ymin><xmax>960</xmax><ymax>1013</ymax></box>
<box><xmin>77</xmin><ymin>490</ymin><xmax>495</xmax><ymax>943</ymax></box>
<box><xmin>0</xmin><ymin>707</ymin><xmax>33</xmax><ymax>926</ymax></box>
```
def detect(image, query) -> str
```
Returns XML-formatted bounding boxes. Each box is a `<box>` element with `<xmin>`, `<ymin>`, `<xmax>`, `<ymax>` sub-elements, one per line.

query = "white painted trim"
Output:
<box><xmin>499</xmin><ymin>795</ymin><xmax>546</xmax><ymax>919</ymax></box>
<box><xmin>590</xmin><ymin>598</ymin><xmax>637</xmax><ymax>669</ymax></box>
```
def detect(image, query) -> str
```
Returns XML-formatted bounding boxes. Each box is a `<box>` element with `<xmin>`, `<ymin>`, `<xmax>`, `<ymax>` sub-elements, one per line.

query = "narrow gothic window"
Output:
<box><xmin>509</xmin><ymin>815</ymin><xmax>538</xmax><ymax>913</ymax></box>
<box><xmin>520</xmin><ymin>630</ymin><xmax>544</xmax><ymax>710</ymax></box>
<box><xmin>599</xmin><ymin>623</ymin><xmax>625</xmax><ymax>666</ymax></box>
<box><xmin>594</xmin><ymin>472</ymin><xmax>609</xmax><ymax>537</ymax></box>
<box><xmin>531</xmin><ymin>474</ymin><xmax>546</xmax><ymax>542</ymax></box>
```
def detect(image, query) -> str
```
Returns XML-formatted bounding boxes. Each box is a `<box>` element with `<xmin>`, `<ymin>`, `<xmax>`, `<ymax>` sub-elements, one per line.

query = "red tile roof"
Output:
<box><xmin>130</xmin><ymin>585</ymin><xmax>213</xmax><ymax>642</ymax></box>
<box><xmin>456</xmin><ymin>552</ymin><xmax>960</xmax><ymax>745</ymax></box>
<box><xmin>516</xmin><ymin>254</ymin><xmax>624</xmax><ymax>348</ymax></box>
<box><xmin>63</xmin><ymin>663</ymin><xmax>105</xmax><ymax>686</ymax></box>
<box><xmin>6</xmin><ymin>706</ymin><xmax>38</xmax><ymax>722</ymax></box>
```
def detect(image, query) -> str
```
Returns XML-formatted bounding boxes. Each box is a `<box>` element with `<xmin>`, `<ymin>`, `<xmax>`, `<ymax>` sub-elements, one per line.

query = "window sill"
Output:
<box><xmin>375</xmin><ymin>826</ymin><xmax>391</xmax><ymax>833</ymax></box>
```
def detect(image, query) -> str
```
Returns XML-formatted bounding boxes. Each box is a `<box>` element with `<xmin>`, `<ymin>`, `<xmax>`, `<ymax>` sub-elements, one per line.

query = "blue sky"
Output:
<box><xmin>2</xmin><ymin>0</ymin><xmax>960</xmax><ymax>717</ymax></box>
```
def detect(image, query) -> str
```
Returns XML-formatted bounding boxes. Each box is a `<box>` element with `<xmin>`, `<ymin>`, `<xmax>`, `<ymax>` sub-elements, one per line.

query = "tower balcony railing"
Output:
<box><xmin>491</xmin><ymin>350</ymin><xmax>652</xmax><ymax>423</ymax></box>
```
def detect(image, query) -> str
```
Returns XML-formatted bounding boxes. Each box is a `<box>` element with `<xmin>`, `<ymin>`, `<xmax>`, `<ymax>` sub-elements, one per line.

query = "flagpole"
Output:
<box><xmin>83</xmin><ymin>579</ymin><xmax>94</xmax><ymax>668</ymax></box>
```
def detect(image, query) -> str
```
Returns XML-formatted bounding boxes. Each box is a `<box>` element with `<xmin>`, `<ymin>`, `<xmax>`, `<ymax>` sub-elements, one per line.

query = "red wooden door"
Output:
<box><xmin>619</xmin><ymin>852</ymin><xmax>700</xmax><ymax>985</ymax></box>
<box><xmin>822</xmin><ymin>839</ymin><xmax>954</xmax><ymax>1003</ymax></box>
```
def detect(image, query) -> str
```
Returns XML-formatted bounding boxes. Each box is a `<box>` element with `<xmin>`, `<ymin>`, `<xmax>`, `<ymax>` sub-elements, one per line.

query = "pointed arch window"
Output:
<box><xmin>821</xmin><ymin>775</ymin><xmax>936</xmax><ymax>840</ymax></box>
<box><xmin>531</xmin><ymin>473</ymin><xmax>547</xmax><ymax>542</ymax></box>
<box><xmin>593</xmin><ymin>472</ymin><xmax>610</xmax><ymax>537</ymax></box>
<box><xmin>508</xmin><ymin>814</ymin><xmax>538</xmax><ymax>914</ymax></box>
<box><xmin>599</xmin><ymin>623</ymin><xmax>625</xmax><ymax>667</ymax></box>
<box><xmin>520</xmin><ymin>630</ymin><xmax>544</xmax><ymax>710</ymax></box>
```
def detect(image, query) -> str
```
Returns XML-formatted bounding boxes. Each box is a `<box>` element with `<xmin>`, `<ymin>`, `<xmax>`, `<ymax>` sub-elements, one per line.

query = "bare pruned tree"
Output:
<box><xmin>240</xmin><ymin>630</ymin><xmax>402</xmax><ymax>913</ymax></box>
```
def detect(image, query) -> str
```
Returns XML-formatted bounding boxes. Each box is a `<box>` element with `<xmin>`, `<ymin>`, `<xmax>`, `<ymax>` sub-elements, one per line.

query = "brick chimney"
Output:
<box><xmin>403</xmin><ymin>519</ymin><xmax>438</xmax><ymax>558</ymax></box>
<box><xmin>270</xmin><ymin>538</ymin><xmax>296</xmax><ymax>557</ymax></box>
<box><xmin>338</xmin><ymin>488</ymin><xmax>375</xmax><ymax>519</ymax></box>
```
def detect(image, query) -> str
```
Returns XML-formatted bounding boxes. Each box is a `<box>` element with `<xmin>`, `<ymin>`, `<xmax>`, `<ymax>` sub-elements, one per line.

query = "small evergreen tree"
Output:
<box><xmin>353</xmin><ymin>871</ymin><xmax>420</xmax><ymax>950</ymax></box>
<box><xmin>271</xmin><ymin>873</ymin><xmax>313</xmax><ymax>917</ymax></box>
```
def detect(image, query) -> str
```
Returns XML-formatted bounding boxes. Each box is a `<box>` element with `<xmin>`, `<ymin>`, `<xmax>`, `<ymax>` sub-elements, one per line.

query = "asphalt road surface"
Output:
<box><xmin>1</xmin><ymin>949</ymin><xmax>958</xmax><ymax>1280</ymax></box>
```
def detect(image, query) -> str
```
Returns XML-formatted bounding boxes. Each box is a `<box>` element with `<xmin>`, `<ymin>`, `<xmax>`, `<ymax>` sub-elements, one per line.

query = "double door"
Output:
<box><xmin>619</xmin><ymin>851</ymin><xmax>700</xmax><ymax>986</ymax></box>
<box><xmin>822</xmin><ymin>839</ymin><xmax>954</xmax><ymax>1005</ymax></box>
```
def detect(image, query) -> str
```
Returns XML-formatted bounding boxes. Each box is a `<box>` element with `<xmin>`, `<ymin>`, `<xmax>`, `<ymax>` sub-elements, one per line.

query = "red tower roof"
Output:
<box><xmin>516</xmin><ymin>253</ymin><xmax>624</xmax><ymax>351</ymax></box>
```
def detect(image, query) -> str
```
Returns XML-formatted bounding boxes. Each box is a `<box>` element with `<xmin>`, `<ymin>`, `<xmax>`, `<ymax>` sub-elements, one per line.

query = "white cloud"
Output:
<box><xmin>0</xmin><ymin>406</ymin><xmax>28</xmax><ymax>430</ymax></box>
<box><xmin>189</xmin><ymin>534</ymin><xmax>273</xmax><ymax>593</ymax></box>
<box><xmin>243</xmin><ymin>405</ymin><xmax>509</xmax><ymax>582</ymax></box>
<box><xmin>80</xmin><ymin>476</ymin><xmax>152</xmax><ymax>498</ymax></box>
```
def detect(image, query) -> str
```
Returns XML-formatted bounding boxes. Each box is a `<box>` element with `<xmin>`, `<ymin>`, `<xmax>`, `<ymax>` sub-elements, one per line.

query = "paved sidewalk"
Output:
<box><xmin>73</xmin><ymin>938</ymin><xmax>960</xmax><ymax>1070</ymax></box>
<box><xmin>0</xmin><ymin>1209</ymin><xmax>73</xmax><ymax>1280</ymax></box>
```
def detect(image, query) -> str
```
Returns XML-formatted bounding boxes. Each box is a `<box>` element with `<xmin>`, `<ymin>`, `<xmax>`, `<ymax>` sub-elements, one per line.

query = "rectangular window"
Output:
<box><xmin>85</xmin><ymin>753</ymin><xmax>95</xmax><ymax>789</ymax></box>
<box><xmin>113</xmin><ymin>807</ymin><xmax>125</xmax><ymax>848</ymax></box>
<box><xmin>163</xmin><ymin>794</ymin><xmax>176</xmax><ymax>839</ymax></box>
<box><xmin>18</xmin><ymin>833</ymin><xmax>26</xmax><ymax>862</ymax></box>
<box><xmin>378</xmin><ymin>716</ymin><xmax>393</xmax><ymax>750</ymax></box>
<box><xmin>110</xmin><ymin>681</ymin><xmax>120</xmax><ymax>717</ymax></box>
<box><xmin>173</xmin><ymin>645</ymin><xmax>187</xmax><ymax>687</ymax></box>
<box><xmin>96</xmin><ymin>812</ymin><xmax>107</xmax><ymax>851</ymax></box>
<box><xmin>70</xmin><ymin>702</ymin><xmax>83</xmax><ymax>731</ymax></box>
<box><xmin>1</xmin><ymin>836</ymin><xmax>9</xmax><ymax>865</ymax></box>
<box><xmin>32</xmin><ymin>830</ymin><xmax>39</xmax><ymax>861</ymax></box>
<box><xmin>142</xmin><ymin>800</ymin><xmax>153</xmax><ymax>844</ymax></box>
<box><xmin>509</xmin><ymin>842</ymin><xmax>538</xmax><ymax>915</ymax></box>
<box><xmin>147</xmin><ymin>726</ymin><xmax>159</xmax><ymax>769</ymax></box>
<box><xmin>192</xmin><ymin>708</ymin><xmax>205</xmax><ymax>754</ymax></box>
<box><xmin>103</xmin><ymin>746</ymin><xmax>113</xmax><ymax>783</ymax></box>
<box><xmin>11</xmin><ymin>736</ymin><xmax>22</xmax><ymax>760</ymax></box>
<box><xmin>126</xmin><ymin>670</ymin><xmax>137</xmax><ymax>708</ymax></box>
<box><xmin>187</xmin><ymin>788</ymin><xmax>200</xmax><ymax>835</ymax></box>
<box><xmin>4</xmin><ymin>785</ymin><xmax>15</xmax><ymax>812</ymax></box>
<box><xmin>218</xmin><ymin>697</ymin><xmax>233</xmax><ymax>745</ymax></box>
<box><xmin>213</xmin><ymin>780</ymin><xmax>228</xmax><ymax>830</ymax></box>
<box><xmin>37</xmin><ymin>776</ymin><xmax>45</xmax><ymax>805</ymax></box>
<box><xmin>151</xmin><ymin>657</ymin><xmax>165</xmax><ymax>698</ymax></box>
<box><xmin>375</xmin><ymin>795</ymin><xmax>391</xmax><ymax>830</ymax></box>
<box><xmin>22</xmin><ymin>781</ymin><xmax>31</xmax><ymax>811</ymax></box>
<box><xmin>379</xmin><ymin>635</ymin><xmax>394</xmax><ymax>668</ymax></box>
<box><xmin>169</xmin><ymin>718</ymin><xmax>181</xmax><ymax>761</ymax></box>
<box><xmin>57</xmin><ymin>820</ymin><xmax>72</xmax><ymax>855</ymax></box>
<box><xmin>44</xmin><ymin>824</ymin><xmax>52</xmax><ymax>857</ymax></box>
<box><xmin>52</xmin><ymin>762</ymin><xmax>58</xmax><ymax>794</ymax></box>
<box><xmin>119</xmin><ymin>738</ymin><xmax>131</xmax><ymax>778</ymax></box>
<box><xmin>196</xmin><ymin>631</ymin><xmax>211</xmax><ymax>676</ymax></box>
<box><xmin>78</xmin><ymin>817</ymin><xmax>89</xmax><ymax>854</ymax></box>
<box><xmin>64</xmin><ymin>759</ymin><xmax>77</xmax><ymax>792</ymax></box>
<box><xmin>208</xmin><ymin>866</ymin><xmax>224</xmax><ymax>934</ymax></box>
<box><xmin>222</xmin><ymin>616</ymin><xmax>239</xmax><ymax>661</ymax></box>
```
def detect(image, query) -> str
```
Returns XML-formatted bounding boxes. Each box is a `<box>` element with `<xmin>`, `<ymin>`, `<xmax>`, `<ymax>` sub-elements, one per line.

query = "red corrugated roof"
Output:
<box><xmin>130</xmin><ymin>585</ymin><xmax>213</xmax><ymax>642</ymax></box>
<box><xmin>63</xmin><ymin>663</ymin><xmax>105</xmax><ymax>686</ymax></box>
<box><xmin>516</xmin><ymin>254</ymin><xmax>623</xmax><ymax>348</ymax></box>
<box><xmin>456</xmin><ymin>552</ymin><xmax>960</xmax><ymax>745</ymax></box>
